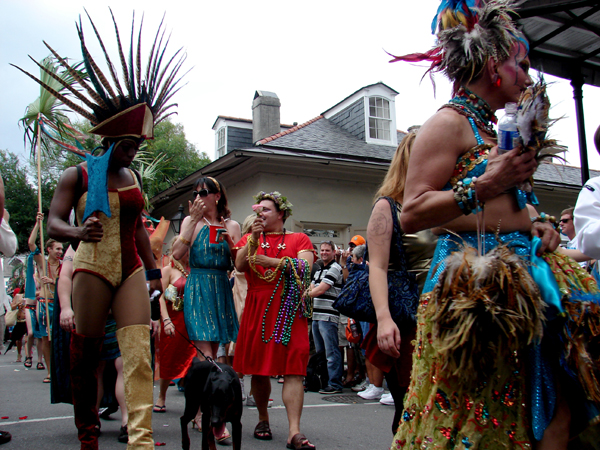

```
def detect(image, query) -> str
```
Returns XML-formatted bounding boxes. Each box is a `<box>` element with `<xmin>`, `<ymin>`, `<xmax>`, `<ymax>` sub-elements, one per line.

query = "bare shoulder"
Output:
<box><xmin>225</xmin><ymin>219</ymin><xmax>240</xmax><ymax>232</ymax></box>
<box><xmin>368</xmin><ymin>199</ymin><xmax>393</xmax><ymax>238</ymax></box>
<box><xmin>415</xmin><ymin>108</ymin><xmax>475</xmax><ymax>157</ymax></box>
<box><xmin>58</xmin><ymin>166</ymin><xmax>80</xmax><ymax>186</ymax></box>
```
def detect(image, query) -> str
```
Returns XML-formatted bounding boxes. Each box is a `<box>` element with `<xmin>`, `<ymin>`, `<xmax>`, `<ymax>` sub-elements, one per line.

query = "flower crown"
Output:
<box><xmin>254</xmin><ymin>191</ymin><xmax>293</xmax><ymax>220</ymax></box>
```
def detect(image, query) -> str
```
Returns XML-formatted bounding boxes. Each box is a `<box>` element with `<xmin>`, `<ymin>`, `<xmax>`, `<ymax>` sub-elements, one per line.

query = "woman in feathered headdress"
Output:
<box><xmin>382</xmin><ymin>1</ymin><xmax>580</xmax><ymax>449</ymax></box>
<box><xmin>14</xmin><ymin>10</ymin><xmax>188</xmax><ymax>450</ymax></box>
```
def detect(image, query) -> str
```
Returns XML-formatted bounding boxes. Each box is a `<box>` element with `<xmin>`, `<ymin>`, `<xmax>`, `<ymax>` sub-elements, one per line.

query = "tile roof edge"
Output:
<box><xmin>256</xmin><ymin>115</ymin><xmax>324</xmax><ymax>145</ymax></box>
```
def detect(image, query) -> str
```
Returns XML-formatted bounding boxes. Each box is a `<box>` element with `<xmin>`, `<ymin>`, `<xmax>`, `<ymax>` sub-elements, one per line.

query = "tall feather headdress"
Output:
<box><xmin>11</xmin><ymin>8</ymin><xmax>189</xmax><ymax>140</ymax></box>
<box><xmin>388</xmin><ymin>0</ymin><xmax>527</xmax><ymax>86</ymax></box>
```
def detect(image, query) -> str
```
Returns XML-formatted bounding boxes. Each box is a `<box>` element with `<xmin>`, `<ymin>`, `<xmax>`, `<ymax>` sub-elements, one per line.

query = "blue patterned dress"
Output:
<box><xmin>183</xmin><ymin>226</ymin><xmax>239</xmax><ymax>343</ymax></box>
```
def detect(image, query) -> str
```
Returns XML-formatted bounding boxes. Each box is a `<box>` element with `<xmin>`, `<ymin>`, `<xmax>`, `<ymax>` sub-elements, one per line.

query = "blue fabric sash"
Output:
<box><xmin>82</xmin><ymin>143</ymin><xmax>114</xmax><ymax>223</ymax></box>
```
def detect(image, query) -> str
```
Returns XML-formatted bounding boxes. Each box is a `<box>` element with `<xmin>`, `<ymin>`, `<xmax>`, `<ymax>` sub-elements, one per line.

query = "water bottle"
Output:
<box><xmin>497</xmin><ymin>102</ymin><xmax>519</xmax><ymax>154</ymax></box>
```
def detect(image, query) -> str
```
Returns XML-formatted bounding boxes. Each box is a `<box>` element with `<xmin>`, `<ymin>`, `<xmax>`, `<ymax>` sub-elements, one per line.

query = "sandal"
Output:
<box><xmin>286</xmin><ymin>433</ymin><xmax>316</xmax><ymax>450</ymax></box>
<box><xmin>191</xmin><ymin>416</ymin><xmax>202</xmax><ymax>433</ymax></box>
<box><xmin>24</xmin><ymin>357</ymin><xmax>32</xmax><ymax>368</ymax></box>
<box><xmin>43</xmin><ymin>376</ymin><xmax>51</xmax><ymax>383</ymax></box>
<box><xmin>216</xmin><ymin>426</ymin><xmax>231</xmax><ymax>445</ymax></box>
<box><xmin>37</xmin><ymin>362</ymin><xmax>45</xmax><ymax>370</ymax></box>
<box><xmin>253</xmin><ymin>420</ymin><xmax>272</xmax><ymax>440</ymax></box>
<box><xmin>153</xmin><ymin>404</ymin><xmax>166</xmax><ymax>413</ymax></box>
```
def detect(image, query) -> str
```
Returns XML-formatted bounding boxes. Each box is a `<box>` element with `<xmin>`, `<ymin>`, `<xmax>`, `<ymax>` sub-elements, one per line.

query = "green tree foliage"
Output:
<box><xmin>142</xmin><ymin>120</ymin><xmax>211</xmax><ymax>199</ymax></box>
<box><xmin>0</xmin><ymin>149</ymin><xmax>40</xmax><ymax>253</ymax></box>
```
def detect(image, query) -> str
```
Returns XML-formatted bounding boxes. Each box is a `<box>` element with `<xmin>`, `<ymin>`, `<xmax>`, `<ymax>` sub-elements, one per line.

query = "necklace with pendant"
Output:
<box><xmin>262</xmin><ymin>229</ymin><xmax>286</xmax><ymax>278</ymax></box>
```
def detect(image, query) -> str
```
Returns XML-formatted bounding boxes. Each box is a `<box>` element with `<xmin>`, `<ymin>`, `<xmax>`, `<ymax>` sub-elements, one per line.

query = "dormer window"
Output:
<box><xmin>217</xmin><ymin>127</ymin><xmax>226</xmax><ymax>157</ymax></box>
<box><xmin>368</xmin><ymin>96</ymin><xmax>391</xmax><ymax>141</ymax></box>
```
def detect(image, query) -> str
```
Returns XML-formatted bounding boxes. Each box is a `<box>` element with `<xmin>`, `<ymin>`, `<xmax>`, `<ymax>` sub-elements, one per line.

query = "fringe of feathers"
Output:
<box><xmin>543</xmin><ymin>252</ymin><xmax>600</xmax><ymax>403</ymax></box>
<box><xmin>428</xmin><ymin>242</ymin><xmax>545</xmax><ymax>387</ymax></box>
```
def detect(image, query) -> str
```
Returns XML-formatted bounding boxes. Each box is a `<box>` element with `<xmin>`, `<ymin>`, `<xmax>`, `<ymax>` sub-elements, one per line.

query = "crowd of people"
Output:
<box><xmin>3</xmin><ymin>1</ymin><xmax>600</xmax><ymax>449</ymax></box>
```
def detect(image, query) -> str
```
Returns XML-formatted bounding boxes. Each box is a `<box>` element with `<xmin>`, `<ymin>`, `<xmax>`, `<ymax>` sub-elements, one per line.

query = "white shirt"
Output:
<box><xmin>574</xmin><ymin>177</ymin><xmax>600</xmax><ymax>260</ymax></box>
<box><xmin>0</xmin><ymin>216</ymin><xmax>17</xmax><ymax>315</ymax></box>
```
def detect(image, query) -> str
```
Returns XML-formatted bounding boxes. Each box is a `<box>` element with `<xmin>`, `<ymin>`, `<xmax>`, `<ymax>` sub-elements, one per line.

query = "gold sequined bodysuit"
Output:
<box><xmin>73</xmin><ymin>167</ymin><xmax>145</xmax><ymax>288</ymax></box>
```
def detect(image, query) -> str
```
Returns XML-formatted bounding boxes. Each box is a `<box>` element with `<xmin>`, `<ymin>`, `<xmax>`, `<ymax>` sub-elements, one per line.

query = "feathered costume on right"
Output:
<box><xmin>388</xmin><ymin>1</ymin><xmax>600</xmax><ymax>449</ymax></box>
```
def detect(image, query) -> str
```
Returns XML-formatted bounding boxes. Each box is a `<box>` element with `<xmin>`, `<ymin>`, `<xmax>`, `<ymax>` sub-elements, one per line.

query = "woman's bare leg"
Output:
<box><xmin>192</xmin><ymin>340</ymin><xmax>219</xmax><ymax>360</ymax></box>
<box><xmin>114</xmin><ymin>357</ymin><xmax>128</xmax><ymax>427</ymax></box>
<box><xmin>96</xmin><ymin>360</ymin><xmax>107</xmax><ymax>409</ymax></box>
<box><xmin>534</xmin><ymin>390</ymin><xmax>570</xmax><ymax>450</ymax></box>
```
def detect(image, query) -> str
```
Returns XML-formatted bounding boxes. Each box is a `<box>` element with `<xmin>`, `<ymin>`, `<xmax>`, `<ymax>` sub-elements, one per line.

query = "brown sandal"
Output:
<box><xmin>286</xmin><ymin>433</ymin><xmax>316</xmax><ymax>450</ymax></box>
<box><xmin>253</xmin><ymin>420</ymin><xmax>272</xmax><ymax>440</ymax></box>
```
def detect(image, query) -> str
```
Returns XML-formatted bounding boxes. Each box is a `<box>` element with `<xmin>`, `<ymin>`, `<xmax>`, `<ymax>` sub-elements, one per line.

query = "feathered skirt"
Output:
<box><xmin>391</xmin><ymin>231</ymin><xmax>537</xmax><ymax>449</ymax></box>
<box><xmin>391</xmin><ymin>231</ymin><xmax>600</xmax><ymax>449</ymax></box>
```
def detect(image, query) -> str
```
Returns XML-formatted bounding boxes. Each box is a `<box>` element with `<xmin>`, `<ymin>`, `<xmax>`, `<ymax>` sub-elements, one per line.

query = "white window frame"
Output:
<box><xmin>368</xmin><ymin>96</ymin><xmax>391</xmax><ymax>141</ymax></box>
<box><xmin>216</xmin><ymin>127</ymin><xmax>226</xmax><ymax>158</ymax></box>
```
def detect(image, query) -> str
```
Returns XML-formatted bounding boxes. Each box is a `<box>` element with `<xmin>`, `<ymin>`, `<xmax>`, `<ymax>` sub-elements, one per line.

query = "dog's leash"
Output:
<box><xmin>171</xmin><ymin>326</ymin><xmax>223</xmax><ymax>372</ymax></box>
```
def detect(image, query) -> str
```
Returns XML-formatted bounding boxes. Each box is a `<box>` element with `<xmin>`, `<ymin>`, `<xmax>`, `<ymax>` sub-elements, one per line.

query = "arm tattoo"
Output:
<box><xmin>370</xmin><ymin>212</ymin><xmax>390</xmax><ymax>236</ymax></box>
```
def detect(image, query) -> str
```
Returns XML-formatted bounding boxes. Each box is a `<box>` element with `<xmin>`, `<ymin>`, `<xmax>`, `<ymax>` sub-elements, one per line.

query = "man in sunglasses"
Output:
<box><xmin>558</xmin><ymin>207</ymin><xmax>591</xmax><ymax>268</ymax></box>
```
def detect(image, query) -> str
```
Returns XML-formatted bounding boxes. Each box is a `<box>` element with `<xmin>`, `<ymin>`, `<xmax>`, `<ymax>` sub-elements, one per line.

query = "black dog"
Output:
<box><xmin>181</xmin><ymin>358</ymin><xmax>243</xmax><ymax>450</ymax></box>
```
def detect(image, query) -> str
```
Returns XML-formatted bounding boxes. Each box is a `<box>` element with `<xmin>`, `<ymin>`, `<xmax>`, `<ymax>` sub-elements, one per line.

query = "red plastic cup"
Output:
<box><xmin>209</xmin><ymin>225</ymin><xmax>226</xmax><ymax>244</ymax></box>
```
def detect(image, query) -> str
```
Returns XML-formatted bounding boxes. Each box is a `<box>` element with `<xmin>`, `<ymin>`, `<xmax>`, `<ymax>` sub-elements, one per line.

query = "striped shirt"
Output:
<box><xmin>312</xmin><ymin>261</ymin><xmax>343</xmax><ymax>323</ymax></box>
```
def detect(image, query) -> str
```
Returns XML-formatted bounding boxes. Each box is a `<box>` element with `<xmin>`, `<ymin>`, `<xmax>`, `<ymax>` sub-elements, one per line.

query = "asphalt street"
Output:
<box><xmin>0</xmin><ymin>347</ymin><xmax>395</xmax><ymax>449</ymax></box>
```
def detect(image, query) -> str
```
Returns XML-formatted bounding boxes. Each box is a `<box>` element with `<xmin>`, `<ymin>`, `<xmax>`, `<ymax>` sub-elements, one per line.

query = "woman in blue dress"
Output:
<box><xmin>172</xmin><ymin>177</ymin><xmax>240</xmax><ymax>361</ymax></box>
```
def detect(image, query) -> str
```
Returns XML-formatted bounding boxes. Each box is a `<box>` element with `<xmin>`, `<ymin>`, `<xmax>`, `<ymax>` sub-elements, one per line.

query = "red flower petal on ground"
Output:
<box><xmin>19</xmin><ymin>416</ymin><xmax>28</xmax><ymax>420</ymax></box>
<box><xmin>155</xmin><ymin>443</ymin><xmax>166</xmax><ymax>446</ymax></box>
<box><xmin>1</xmin><ymin>417</ymin><xmax>8</xmax><ymax>419</ymax></box>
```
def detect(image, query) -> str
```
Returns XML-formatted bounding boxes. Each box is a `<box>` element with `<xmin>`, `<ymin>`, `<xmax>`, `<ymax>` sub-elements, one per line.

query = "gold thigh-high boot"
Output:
<box><xmin>116</xmin><ymin>324</ymin><xmax>154</xmax><ymax>449</ymax></box>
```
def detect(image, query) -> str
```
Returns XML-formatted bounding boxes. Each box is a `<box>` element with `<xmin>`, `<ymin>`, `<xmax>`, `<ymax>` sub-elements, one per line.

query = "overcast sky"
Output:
<box><xmin>2</xmin><ymin>0</ymin><xmax>600</xmax><ymax>172</ymax></box>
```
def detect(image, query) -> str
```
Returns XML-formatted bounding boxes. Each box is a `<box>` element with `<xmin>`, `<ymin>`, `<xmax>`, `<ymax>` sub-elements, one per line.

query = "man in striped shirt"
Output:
<box><xmin>308</xmin><ymin>241</ymin><xmax>344</xmax><ymax>394</ymax></box>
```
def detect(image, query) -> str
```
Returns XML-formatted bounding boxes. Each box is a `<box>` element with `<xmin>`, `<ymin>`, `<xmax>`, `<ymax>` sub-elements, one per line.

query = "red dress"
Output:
<box><xmin>158</xmin><ymin>276</ymin><xmax>196</xmax><ymax>380</ymax></box>
<box><xmin>232</xmin><ymin>232</ymin><xmax>314</xmax><ymax>376</ymax></box>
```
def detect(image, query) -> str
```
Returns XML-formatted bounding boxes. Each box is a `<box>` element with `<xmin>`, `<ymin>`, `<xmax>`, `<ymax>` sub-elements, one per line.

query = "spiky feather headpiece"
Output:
<box><xmin>11</xmin><ymin>8</ymin><xmax>189</xmax><ymax>139</ymax></box>
<box><xmin>388</xmin><ymin>0</ymin><xmax>527</xmax><ymax>86</ymax></box>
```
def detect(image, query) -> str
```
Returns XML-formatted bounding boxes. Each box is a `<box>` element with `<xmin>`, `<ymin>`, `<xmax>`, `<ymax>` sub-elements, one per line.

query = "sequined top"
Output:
<box><xmin>441</xmin><ymin>117</ymin><xmax>537</xmax><ymax>209</ymax></box>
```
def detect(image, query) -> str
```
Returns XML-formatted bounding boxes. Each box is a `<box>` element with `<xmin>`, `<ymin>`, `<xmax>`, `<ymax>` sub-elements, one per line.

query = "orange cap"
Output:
<box><xmin>349</xmin><ymin>235</ymin><xmax>366</xmax><ymax>246</ymax></box>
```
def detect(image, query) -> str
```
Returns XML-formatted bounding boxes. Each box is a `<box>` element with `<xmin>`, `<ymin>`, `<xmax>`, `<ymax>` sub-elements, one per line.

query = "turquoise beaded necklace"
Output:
<box><xmin>444</xmin><ymin>86</ymin><xmax>497</xmax><ymax>137</ymax></box>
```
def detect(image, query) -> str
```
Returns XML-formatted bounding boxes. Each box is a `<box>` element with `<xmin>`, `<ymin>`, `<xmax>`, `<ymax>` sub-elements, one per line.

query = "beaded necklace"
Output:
<box><xmin>261</xmin><ymin>229</ymin><xmax>286</xmax><ymax>257</ymax></box>
<box><xmin>170</xmin><ymin>258</ymin><xmax>189</xmax><ymax>279</ymax></box>
<box><xmin>261</xmin><ymin>257</ymin><xmax>311</xmax><ymax>346</ymax></box>
<box><xmin>443</xmin><ymin>86</ymin><xmax>497</xmax><ymax>137</ymax></box>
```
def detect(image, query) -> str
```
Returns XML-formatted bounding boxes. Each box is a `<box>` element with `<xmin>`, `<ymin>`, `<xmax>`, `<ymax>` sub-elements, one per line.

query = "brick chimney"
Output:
<box><xmin>252</xmin><ymin>90</ymin><xmax>280</xmax><ymax>143</ymax></box>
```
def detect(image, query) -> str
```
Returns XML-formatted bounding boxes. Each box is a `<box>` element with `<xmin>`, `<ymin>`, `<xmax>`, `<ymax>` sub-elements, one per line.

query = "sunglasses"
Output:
<box><xmin>559</xmin><ymin>218</ymin><xmax>571</xmax><ymax>224</ymax></box>
<box><xmin>193</xmin><ymin>188</ymin><xmax>213</xmax><ymax>198</ymax></box>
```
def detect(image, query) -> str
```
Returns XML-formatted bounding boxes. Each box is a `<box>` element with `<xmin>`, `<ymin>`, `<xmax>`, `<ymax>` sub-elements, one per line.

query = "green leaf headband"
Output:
<box><xmin>253</xmin><ymin>191</ymin><xmax>293</xmax><ymax>220</ymax></box>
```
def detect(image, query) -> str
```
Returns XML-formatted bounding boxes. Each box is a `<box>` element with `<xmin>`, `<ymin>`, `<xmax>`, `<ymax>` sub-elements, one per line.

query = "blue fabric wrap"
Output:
<box><xmin>425</xmin><ymin>231</ymin><xmax>557</xmax><ymax>441</ymax></box>
<box><xmin>25</xmin><ymin>248</ymin><xmax>41</xmax><ymax>299</ymax></box>
<box><xmin>529</xmin><ymin>237</ymin><xmax>565</xmax><ymax>321</ymax></box>
<box><xmin>83</xmin><ymin>143</ymin><xmax>114</xmax><ymax>223</ymax></box>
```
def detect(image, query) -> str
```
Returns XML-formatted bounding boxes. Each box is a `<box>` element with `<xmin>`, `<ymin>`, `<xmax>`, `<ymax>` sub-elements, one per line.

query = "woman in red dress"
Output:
<box><xmin>154</xmin><ymin>238</ymin><xmax>196</xmax><ymax>413</ymax></box>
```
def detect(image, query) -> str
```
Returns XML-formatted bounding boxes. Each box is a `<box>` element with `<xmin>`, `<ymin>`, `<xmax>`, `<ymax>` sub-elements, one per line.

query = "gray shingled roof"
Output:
<box><xmin>535</xmin><ymin>161</ymin><xmax>599</xmax><ymax>188</ymax></box>
<box><xmin>259</xmin><ymin>117</ymin><xmax>404</xmax><ymax>162</ymax></box>
<box><xmin>257</xmin><ymin>117</ymin><xmax>594</xmax><ymax>189</ymax></box>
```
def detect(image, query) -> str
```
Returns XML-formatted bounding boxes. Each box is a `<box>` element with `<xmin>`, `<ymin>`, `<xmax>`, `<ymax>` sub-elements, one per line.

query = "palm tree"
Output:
<box><xmin>14</xmin><ymin>56</ymin><xmax>85</xmax><ymax>333</ymax></box>
<box><xmin>16</xmin><ymin>56</ymin><xmax>86</xmax><ymax>158</ymax></box>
